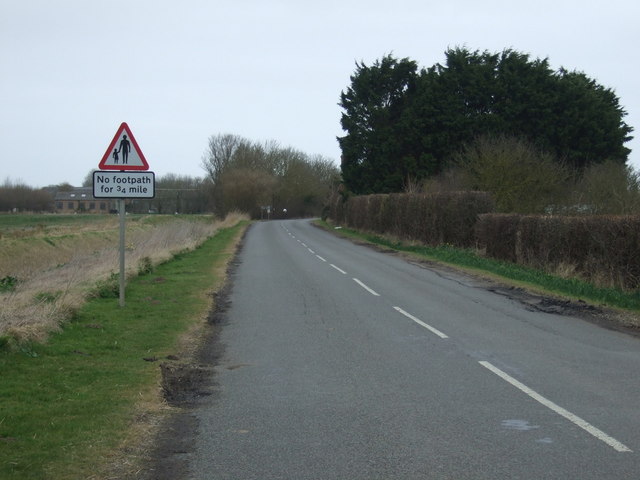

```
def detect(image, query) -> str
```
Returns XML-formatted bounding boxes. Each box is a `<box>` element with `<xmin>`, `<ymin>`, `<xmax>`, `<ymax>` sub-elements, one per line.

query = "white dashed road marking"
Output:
<box><xmin>393</xmin><ymin>306</ymin><xmax>449</xmax><ymax>339</ymax></box>
<box><xmin>479</xmin><ymin>361</ymin><xmax>632</xmax><ymax>453</ymax></box>
<box><xmin>330</xmin><ymin>264</ymin><xmax>347</xmax><ymax>275</ymax></box>
<box><xmin>353</xmin><ymin>278</ymin><xmax>380</xmax><ymax>296</ymax></box>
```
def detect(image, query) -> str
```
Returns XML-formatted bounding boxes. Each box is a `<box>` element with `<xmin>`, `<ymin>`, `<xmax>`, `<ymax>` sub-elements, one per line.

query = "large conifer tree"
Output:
<box><xmin>338</xmin><ymin>48</ymin><xmax>633</xmax><ymax>193</ymax></box>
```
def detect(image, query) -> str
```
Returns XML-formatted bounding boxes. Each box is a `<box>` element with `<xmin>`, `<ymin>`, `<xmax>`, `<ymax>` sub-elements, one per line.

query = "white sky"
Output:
<box><xmin>1</xmin><ymin>0</ymin><xmax>638</xmax><ymax>188</ymax></box>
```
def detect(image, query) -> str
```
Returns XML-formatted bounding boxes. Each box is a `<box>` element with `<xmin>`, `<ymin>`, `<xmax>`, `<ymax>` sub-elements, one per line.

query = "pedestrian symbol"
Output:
<box><xmin>98</xmin><ymin>122</ymin><xmax>149</xmax><ymax>170</ymax></box>
<box><xmin>118</xmin><ymin>135</ymin><xmax>130</xmax><ymax>164</ymax></box>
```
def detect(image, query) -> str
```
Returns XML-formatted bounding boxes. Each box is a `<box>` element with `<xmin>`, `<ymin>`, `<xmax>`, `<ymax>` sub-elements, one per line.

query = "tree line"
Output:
<box><xmin>0</xmin><ymin>176</ymin><xmax>210</xmax><ymax>214</ymax></box>
<box><xmin>202</xmin><ymin>133</ymin><xmax>340</xmax><ymax>218</ymax></box>
<box><xmin>338</xmin><ymin>47</ymin><xmax>634</xmax><ymax>199</ymax></box>
<box><xmin>2</xmin><ymin>136</ymin><xmax>340</xmax><ymax>217</ymax></box>
<box><xmin>0</xmin><ymin>178</ymin><xmax>53</xmax><ymax>213</ymax></box>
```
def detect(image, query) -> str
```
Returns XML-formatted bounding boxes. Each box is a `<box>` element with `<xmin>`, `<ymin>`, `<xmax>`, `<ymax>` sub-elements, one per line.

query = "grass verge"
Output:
<box><xmin>318</xmin><ymin>220</ymin><xmax>640</xmax><ymax>313</ymax></box>
<box><xmin>0</xmin><ymin>220</ymin><xmax>249</xmax><ymax>480</ymax></box>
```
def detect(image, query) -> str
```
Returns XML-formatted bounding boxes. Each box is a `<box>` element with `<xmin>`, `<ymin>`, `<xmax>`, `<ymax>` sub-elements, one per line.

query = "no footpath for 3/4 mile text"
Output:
<box><xmin>93</xmin><ymin>171</ymin><xmax>155</xmax><ymax>198</ymax></box>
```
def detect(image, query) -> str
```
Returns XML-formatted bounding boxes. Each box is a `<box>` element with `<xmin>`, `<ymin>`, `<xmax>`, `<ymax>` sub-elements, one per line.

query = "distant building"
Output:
<box><xmin>54</xmin><ymin>187</ymin><xmax>115</xmax><ymax>214</ymax></box>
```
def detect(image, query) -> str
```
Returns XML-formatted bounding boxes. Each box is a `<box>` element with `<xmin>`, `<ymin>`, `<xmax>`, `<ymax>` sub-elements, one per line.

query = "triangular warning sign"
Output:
<box><xmin>98</xmin><ymin>122</ymin><xmax>149</xmax><ymax>170</ymax></box>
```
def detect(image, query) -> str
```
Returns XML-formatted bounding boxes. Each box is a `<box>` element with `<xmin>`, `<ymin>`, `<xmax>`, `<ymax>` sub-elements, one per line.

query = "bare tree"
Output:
<box><xmin>219</xmin><ymin>168</ymin><xmax>277</xmax><ymax>218</ymax></box>
<box><xmin>569</xmin><ymin>160</ymin><xmax>640</xmax><ymax>214</ymax></box>
<box><xmin>201</xmin><ymin>133</ymin><xmax>244</xmax><ymax>184</ymax></box>
<box><xmin>201</xmin><ymin>133</ymin><xmax>340</xmax><ymax>218</ymax></box>
<box><xmin>82</xmin><ymin>170</ymin><xmax>99</xmax><ymax>187</ymax></box>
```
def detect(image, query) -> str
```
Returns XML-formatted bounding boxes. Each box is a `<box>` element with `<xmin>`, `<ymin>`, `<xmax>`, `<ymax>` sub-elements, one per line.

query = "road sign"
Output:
<box><xmin>93</xmin><ymin>171</ymin><xmax>155</xmax><ymax>198</ymax></box>
<box><xmin>98</xmin><ymin>122</ymin><xmax>149</xmax><ymax>170</ymax></box>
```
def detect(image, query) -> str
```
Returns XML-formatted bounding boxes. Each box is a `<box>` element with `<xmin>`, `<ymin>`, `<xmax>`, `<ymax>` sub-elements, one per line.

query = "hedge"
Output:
<box><xmin>327</xmin><ymin>192</ymin><xmax>494</xmax><ymax>248</ymax></box>
<box><xmin>328</xmin><ymin>193</ymin><xmax>640</xmax><ymax>290</ymax></box>
<box><xmin>476</xmin><ymin>214</ymin><xmax>640</xmax><ymax>289</ymax></box>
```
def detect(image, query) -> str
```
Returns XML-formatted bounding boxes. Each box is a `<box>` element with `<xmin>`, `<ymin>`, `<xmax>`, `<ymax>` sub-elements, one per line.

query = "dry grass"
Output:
<box><xmin>0</xmin><ymin>212</ymin><xmax>248</xmax><ymax>342</ymax></box>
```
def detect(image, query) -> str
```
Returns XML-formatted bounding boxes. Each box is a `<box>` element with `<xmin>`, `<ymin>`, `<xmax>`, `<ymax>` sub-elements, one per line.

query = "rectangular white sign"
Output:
<box><xmin>93</xmin><ymin>171</ymin><xmax>155</xmax><ymax>198</ymax></box>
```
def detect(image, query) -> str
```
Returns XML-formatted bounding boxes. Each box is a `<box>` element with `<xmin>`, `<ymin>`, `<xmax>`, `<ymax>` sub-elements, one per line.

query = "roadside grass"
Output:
<box><xmin>0</xmin><ymin>220</ymin><xmax>248</xmax><ymax>480</ymax></box>
<box><xmin>318</xmin><ymin>221</ymin><xmax>640</xmax><ymax>313</ymax></box>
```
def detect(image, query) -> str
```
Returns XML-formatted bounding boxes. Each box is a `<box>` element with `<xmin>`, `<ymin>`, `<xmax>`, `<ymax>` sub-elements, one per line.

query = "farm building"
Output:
<box><xmin>54</xmin><ymin>187</ymin><xmax>116</xmax><ymax>214</ymax></box>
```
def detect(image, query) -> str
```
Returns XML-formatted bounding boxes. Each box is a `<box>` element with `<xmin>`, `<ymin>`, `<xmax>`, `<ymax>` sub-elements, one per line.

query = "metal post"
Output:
<box><xmin>119</xmin><ymin>198</ymin><xmax>126</xmax><ymax>307</ymax></box>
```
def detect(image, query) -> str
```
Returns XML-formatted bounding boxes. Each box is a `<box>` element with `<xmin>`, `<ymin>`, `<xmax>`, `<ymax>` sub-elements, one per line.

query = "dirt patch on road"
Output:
<box><xmin>484</xmin><ymin>282</ymin><xmax>640</xmax><ymax>338</ymax></box>
<box><xmin>400</xmin><ymin>249</ymin><xmax>640</xmax><ymax>339</ymax></box>
<box><xmin>160</xmin><ymin>362</ymin><xmax>215</xmax><ymax>406</ymax></box>
<box><xmin>392</xmin><ymin>247</ymin><xmax>640</xmax><ymax>338</ymax></box>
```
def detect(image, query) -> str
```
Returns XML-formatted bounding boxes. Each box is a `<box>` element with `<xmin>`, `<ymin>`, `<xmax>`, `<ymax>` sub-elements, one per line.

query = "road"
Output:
<box><xmin>187</xmin><ymin>219</ymin><xmax>640</xmax><ymax>479</ymax></box>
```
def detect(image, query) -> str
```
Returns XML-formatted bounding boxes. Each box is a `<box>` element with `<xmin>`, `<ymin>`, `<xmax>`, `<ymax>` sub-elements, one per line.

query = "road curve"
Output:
<box><xmin>188</xmin><ymin>219</ymin><xmax>640</xmax><ymax>479</ymax></box>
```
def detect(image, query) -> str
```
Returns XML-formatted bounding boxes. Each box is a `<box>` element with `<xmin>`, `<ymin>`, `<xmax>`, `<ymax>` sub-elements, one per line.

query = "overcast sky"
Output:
<box><xmin>1</xmin><ymin>0</ymin><xmax>638</xmax><ymax>188</ymax></box>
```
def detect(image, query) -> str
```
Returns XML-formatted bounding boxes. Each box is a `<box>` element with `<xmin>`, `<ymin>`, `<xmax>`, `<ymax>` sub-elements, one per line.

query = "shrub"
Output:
<box><xmin>0</xmin><ymin>275</ymin><xmax>18</xmax><ymax>292</ymax></box>
<box><xmin>457</xmin><ymin>135</ymin><xmax>569</xmax><ymax>214</ymax></box>
<box><xmin>138</xmin><ymin>256</ymin><xmax>153</xmax><ymax>275</ymax></box>
<box><xmin>92</xmin><ymin>273</ymin><xmax>120</xmax><ymax>299</ymax></box>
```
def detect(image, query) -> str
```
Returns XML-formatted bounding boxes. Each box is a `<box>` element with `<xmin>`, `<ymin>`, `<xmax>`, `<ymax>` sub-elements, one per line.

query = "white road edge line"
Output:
<box><xmin>330</xmin><ymin>264</ymin><xmax>347</xmax><ymax>275</ymax></box>
<box><xmin>315</xmin><ymin>255</ymin><xmax>327</xmax><ymax>262</ymax></box>
<box><xmin>478</xmin><ymin>361</ymin><xmax>632</xmax><ymax>453</ymax></box>
<box><xmin>393</xmin><ymin>306</ymin><xmax>449</xmax><ymax>339</ymax></box>
<box><xmin>353</xmin><ymin>278</ymin><xmax>380</xmax><ymax>296</ymax></box>
<box><xmin>308</xmin><ymin>248</ymin><xmax>315</xmax><ymax>254</ymax></box>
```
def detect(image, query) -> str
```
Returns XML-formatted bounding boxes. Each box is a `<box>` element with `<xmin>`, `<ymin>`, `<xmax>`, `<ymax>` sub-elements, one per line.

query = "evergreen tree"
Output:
<box><xmin>338</xmin><ymin>48</ymin><xmax>634</xmax><ymax>193</ymax></box>
<box><xmin>338</xmin><ymin>55</ymin><xmax>419</xmax><ymax>193</ymax></box>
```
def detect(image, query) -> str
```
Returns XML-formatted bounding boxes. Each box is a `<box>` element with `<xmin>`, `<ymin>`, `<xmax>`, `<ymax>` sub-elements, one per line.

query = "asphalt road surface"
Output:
<box><xmin>186</xmin><ymin>219</ymin><xmax>640</xmax><ymax>479</ymax></box>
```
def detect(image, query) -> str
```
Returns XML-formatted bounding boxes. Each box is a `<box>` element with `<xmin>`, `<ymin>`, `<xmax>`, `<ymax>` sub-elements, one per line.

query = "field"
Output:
<box><xmin>0</xmin><ymin>213</ymin><xmax>244</xmax><ymax>343</ymax></box>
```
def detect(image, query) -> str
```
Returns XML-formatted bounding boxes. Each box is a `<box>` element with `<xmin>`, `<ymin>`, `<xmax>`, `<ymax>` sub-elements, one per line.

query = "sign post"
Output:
<box><xmin>119</xmin><ymin>199</ymin><xmax>126</xmax><ymax>307</ymax></box>
<box><xmin>95</xmin><ymin>122</ymin><xmax>155</xmax><ymax>307</ymax></box>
